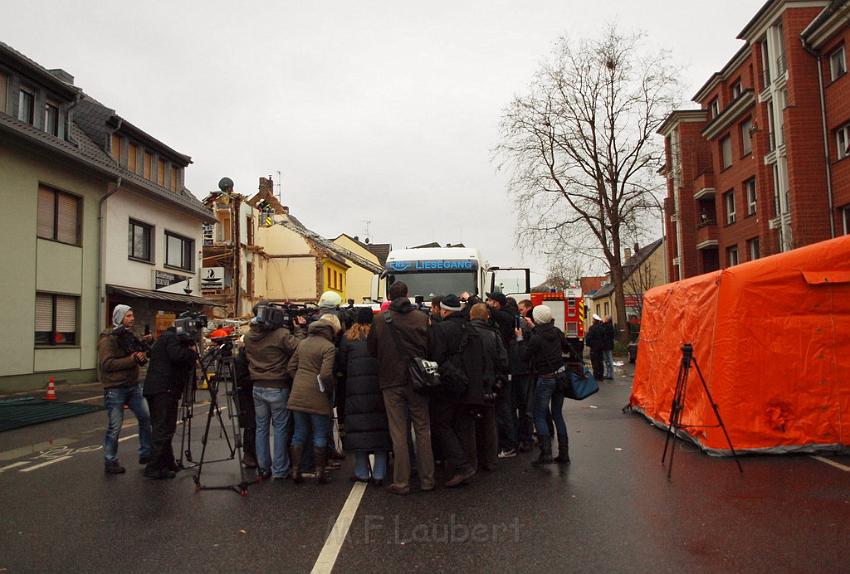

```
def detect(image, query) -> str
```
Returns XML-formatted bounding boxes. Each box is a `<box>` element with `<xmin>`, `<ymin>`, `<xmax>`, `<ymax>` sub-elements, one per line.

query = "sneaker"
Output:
<box><xmin>104</xmin><ymin>461</ymin><xmax>126</xmax><ymax>474</ymax></box>
<box><xmin>497</xmin><ymin>448</ymin><xmax>517</xmax><ymax>459</ymax></box>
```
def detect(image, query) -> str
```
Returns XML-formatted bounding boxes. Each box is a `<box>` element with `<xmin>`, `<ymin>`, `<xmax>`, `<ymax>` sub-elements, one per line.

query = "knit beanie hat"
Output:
<box><xmin>112</xmin><ymin>304</ymin><xmax>132</xmax><ymax>328</ymax></box>
<box><xmin>532</xmin><ymin>305</ymin><xmax>553</xmax><ymax>325</ymax></box>
<box><xmin>355</xmin><ymin>307</ymin><xmax>374</xmax><ymax>325</ymax></box>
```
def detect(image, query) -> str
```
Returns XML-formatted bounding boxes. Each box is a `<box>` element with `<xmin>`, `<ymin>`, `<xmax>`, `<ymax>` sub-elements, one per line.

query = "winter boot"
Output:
<box><xmin>290</xmin><ymin>444</ymin><xmax>304</xmax><ymax>484</ymax></box>
<box><xmin>532</xmin><ymin>436</ymin><xmax>554</xmax><ymax>466</ymax></box>
<box><xmin>315</xmin><ymin>446</ymin><xmax>330</xmax><ymax>484</ymax></box>
<box><xmin>554</xmin><ymin>434</ymin><xmax>571</xmax><ymax>465</ymax></box>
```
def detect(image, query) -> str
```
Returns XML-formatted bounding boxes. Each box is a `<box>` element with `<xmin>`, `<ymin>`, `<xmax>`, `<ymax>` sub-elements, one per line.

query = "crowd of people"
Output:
<box><xmin>97</xmin><ymin>283</ymin><xmax>594</xmax><ymax>492</ymax></box>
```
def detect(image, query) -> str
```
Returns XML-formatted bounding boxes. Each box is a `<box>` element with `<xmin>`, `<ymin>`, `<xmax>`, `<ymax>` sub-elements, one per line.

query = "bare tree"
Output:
<box><xmin>496</xmin><ymin>27</ymin><xmax>678</xmax><ymax>341</ymax></box>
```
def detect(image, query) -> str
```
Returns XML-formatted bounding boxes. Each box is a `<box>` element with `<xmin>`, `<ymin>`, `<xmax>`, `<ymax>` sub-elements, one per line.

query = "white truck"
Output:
<box><xmin>380</xmin><ymin>247</ymin><xmax>530</xmax><ymax>301</ymax></box>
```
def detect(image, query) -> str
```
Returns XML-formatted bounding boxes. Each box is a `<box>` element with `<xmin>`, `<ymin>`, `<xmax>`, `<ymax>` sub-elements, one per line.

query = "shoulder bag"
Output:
<box><xmin>384</xmin><ymin>312</ymin><xmax>441</xmax><ymax>393</ymax></box>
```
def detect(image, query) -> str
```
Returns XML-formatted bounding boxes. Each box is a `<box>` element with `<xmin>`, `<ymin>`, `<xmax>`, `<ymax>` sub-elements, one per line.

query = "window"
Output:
<box><xmin>327</xmin><ymin>267</ymin><xmax>332</xmax><ymax>287</ymax></box>
<box><xmin>128</xmin><ymin>220</ymin><xmax>152</xmax><ymax>262</ymax></box>
<box><xmin>843</xmin><ymin>206</ymin><xmax>850</xmax><ymax>235</ymax></box>
<box><xmin>727</xmin><ymin>245</ymin><xmax>739</xmax><ymax>267</ymax></box>
<box><xmin>246</xmin><ymin>217</ymin><xmax>254</xmax><ymax>246</ymax></box>
<box><xmin>37</xmin><ymin>186</ymin><xmax>80</xmax><ymax>245</ymax></box>
<box><xmin>709</xmin><ymin>98</ymin><xmax>720</xmax><ymax>119</ymax></box>
<box><xmin>0</xmin><ymin>73</ymin><xmax>7</xmax><ymax>113</ymax></box>
<box><xmin>165</xmin><ymin>232</ymin><xmax>194</xmax><ymax>271</ymax></box>
<box><xmin>745</xmin><ymin>178</ymin><xmax>757</xmax><ymax>216</ymax></box>
<box><xmin>837</xmin><ymin>123</ymin><xmax>850</xmax><ymax>160</ymax></box>
<box><xmin>748</xmin><ymin>238</ymin><xmax>761</xmax><ymax>261</ymax></box>
<box><xmin>721</xmin><ymin>136</ymin><xmax>733</xmax><ymax>169</ymax></box>
<box><xmin>127</xmin><ymin>143</ymin><xmax>137</xmax><ymax>172</ymax></box>
<box><xmin>731</xmin><ymin>80</ymin><xmax>743</xmax><ymax>99</ymax></box>
<box><xmin>35</xmin><ymin>293</ymin><xmax>78</xmax><ymax>346</ymax></box>
<box><xmin>829</xmin><ymin>45</ymin><xmax>846</xmax><ymax>82</ymax></box>
<box><xmin>741</xmin><ymin>119</ymin><xmax>753</xmax><ymax>156</ymax></box>
<box><xmin>170</xmin><ymin>167</ymin><xmax>179</xmax><ymax>192</ymax></box>
<box><xmin>111</xmin><ymin>134</ymin><xmax>121</xmax><ymax>160</ymax></box>
<box><xmin>157</xmin><ymin>159</ymin><xmax>166</xmax><ymax>186</ymax></box>
<box><xmin>724</xmin><ymin>190</ymin><xmax>736</xmax><ymax>225</ymax></box>
<box><xmin>143</xmin><ymin>152</ymin><xmax>153</xmax><ymax>179</ymax></box>
<box><xmin>767</xmin><ymin>102</ymin><xmax>776</xmax><ymax>151</ymax></box>
<box><xmin>18</xmin><ymin>88</ymin><xmax>35</xmax><ymax>124</ymax></box>
<box><xmin>246</xmin><ymin>262</ymin><xmax>254</xmax><ymax>295</ymax></box>
<box><xmin>44</xmin><ymin>101</ymin><xmax>60</xmax><ymax>137</ymax></box>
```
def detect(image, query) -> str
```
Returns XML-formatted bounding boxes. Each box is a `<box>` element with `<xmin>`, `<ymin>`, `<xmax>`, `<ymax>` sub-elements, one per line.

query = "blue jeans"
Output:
<box><xmin>354</xmin><ymin>450</ymin><xmax>388</xmax><ymax>481</ymax></box>
<box><xmin>103</xmin><ymin>385</ymin><xmax>152</xmax><ymax>463</ymax></box>
<box><xmin>603</xmin><ymin>350</ymin><xmax>614</xmax><ymax>378</ymax></box>
<box><xmin>292</xmin><ymin>412</ymin><xmax>330</xmax><ymax>448</ymax></box>
<box><xmin>532</xmin><ymin>377</ymin><xmax>567</xmax><ymax>438</ymax></box>
<box><xmin>253</xmin><ymin>386</ymin><xmax>291</xmax><ymax>478</ymax></box>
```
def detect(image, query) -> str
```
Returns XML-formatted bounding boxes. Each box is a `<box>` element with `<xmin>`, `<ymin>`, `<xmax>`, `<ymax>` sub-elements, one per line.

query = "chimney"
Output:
<box><xmin>633</xmin><ymin>242</ymin><xmax>640</xmax><ymax>254</ymax></box>
<box><xmin>48</xmin><ymin>69</ymin><xmax>74</xmax><ymax>85</ymax></box>
<box><xmin>258</xmin><ymin>176</ymin><xmax>274</xmax><ymax>195</ymax></box>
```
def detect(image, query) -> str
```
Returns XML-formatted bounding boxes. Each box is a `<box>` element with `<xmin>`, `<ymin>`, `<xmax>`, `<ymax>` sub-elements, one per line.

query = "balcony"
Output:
<box><xmin>693</xmin><ymin>171</ymin><xmax>716</xmax><ymax>200</ymax></box>
<box><xmin>696</xmin><ymin>220</ymin><xmax>719</xmax><ymax>250</ymax></box>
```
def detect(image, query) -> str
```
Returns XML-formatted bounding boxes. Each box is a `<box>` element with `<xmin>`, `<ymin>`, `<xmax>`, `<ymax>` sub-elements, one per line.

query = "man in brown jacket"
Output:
<box><xmin>367</xmin><ymin>281</ymin><xmax>435</xmax><ymax>495</ymax></box>
<box><xmin>98</xmin><ymin>304</ymin><xmax>152</xmax><ymax>475</ymax></box>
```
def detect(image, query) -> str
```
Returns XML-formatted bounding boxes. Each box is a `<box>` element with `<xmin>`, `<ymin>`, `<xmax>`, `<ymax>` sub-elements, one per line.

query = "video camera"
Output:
<box><xmin>255</xmin><ymin>303</ymin><xmax>318</xmax><ymax>331</ymax></box>
<box><xmin>175</xmin><ymin>310</ymin><xmax>208</xmax><ymax>341</ymax></box>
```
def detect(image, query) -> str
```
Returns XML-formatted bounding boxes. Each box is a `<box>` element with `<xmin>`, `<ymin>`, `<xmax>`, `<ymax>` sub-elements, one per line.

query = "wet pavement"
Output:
<box><xmin>1</xmin><ymin>363</ymin><xmax>848</xmax><ymax>573</ymax></box>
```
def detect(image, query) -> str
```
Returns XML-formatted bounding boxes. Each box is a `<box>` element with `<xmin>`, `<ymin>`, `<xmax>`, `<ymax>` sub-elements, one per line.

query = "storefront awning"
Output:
<box><xmin>106</xmin><ymin>284</ymin><xmax>222</xmax><ymax>306</ymax></box>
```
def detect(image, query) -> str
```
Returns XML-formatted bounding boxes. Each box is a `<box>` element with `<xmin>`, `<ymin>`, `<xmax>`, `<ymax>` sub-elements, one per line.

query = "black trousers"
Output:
<box><xmin>146</xmin><ymin>391</ymin><xmax>179</xmax><ymax>471</ymax></box>
<box><xmin>590</xmin><ymin>349</ymin><xmax>605</xmax><ymax>382</ymax></box>
<box><xmin>237</xmin><ymin>383</ymin><xmax>256</xmax><ymax>458</ymax></box>
<box><xmin>431</xmin><ymin>397</ymin><xmax>473</xmax><ymax>477</ymax></box>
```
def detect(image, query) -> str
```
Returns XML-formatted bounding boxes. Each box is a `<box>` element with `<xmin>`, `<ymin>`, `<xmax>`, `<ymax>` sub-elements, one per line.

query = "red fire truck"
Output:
<box><xmin>530</xmin><ymin>288</ymin><xmax>585</xmax><ymax>339</ymax></box>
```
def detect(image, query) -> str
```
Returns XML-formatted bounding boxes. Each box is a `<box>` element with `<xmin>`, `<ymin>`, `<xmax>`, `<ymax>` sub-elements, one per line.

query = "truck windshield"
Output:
<box><xmin>388</xmin><ymin>272</ymin><xmax>477</xmax><ymax>299</ymax></box>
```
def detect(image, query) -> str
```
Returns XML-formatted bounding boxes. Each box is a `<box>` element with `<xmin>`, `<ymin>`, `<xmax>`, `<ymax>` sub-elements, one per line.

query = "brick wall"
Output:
<box><xmin>822</xmin><ymin>27</ymin><xmax>850</xmax><ymax>229</ymax></box>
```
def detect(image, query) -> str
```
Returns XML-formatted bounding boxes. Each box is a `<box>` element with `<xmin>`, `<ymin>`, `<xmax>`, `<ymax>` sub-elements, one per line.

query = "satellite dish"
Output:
<box><xmin>218</xmin><ymin>177</ymin><xmax>234</xmax><ymax>193</ymax></box>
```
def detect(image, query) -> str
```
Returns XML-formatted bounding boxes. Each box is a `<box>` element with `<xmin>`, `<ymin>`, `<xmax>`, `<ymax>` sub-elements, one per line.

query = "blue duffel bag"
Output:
<box><xmin>563</xmin><ymin>367</ymin><xmax>599</xmax><ymax>400</ymax></box>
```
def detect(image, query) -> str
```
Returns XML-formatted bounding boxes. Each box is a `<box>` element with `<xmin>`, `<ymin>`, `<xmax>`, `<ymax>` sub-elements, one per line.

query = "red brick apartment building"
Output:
<box><xmin>660</xmin><ymin>0</ymin><xmax>850</xmax><ymax>281</ymax></box>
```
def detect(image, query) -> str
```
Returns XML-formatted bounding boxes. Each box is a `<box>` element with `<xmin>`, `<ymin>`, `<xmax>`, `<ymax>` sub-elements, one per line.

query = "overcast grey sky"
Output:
<box><xmin>3</xmin><ymin>0</ymin><xmax>765</xmax><ymax>283</ymax></box>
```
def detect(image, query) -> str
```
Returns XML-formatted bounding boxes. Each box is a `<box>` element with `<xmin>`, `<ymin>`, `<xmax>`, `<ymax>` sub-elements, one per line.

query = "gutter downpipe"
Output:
<box><xmin>97</xmin><ymin>176</ymin><xmax>122</xmax><ymax>333</ymax></box>
<box><xmin>804</xmin><ymin>40</ymin><xmax>836</xmax><ymax>238</ymax></box>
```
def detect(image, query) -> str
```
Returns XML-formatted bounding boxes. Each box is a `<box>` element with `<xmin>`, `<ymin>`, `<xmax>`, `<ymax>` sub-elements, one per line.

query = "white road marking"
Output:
<box><xmin>69</xmin><ymin>395</ymin><xmax>102</xmax><ymax>404</ymax></box>
<box><xmin>0</xmin><ymin>461</ymin><xmax>32</xmax><ymax>473</ymax></box>
<box><xmin>19</xmin><ymin>456</ymin><xmax>72</xmax><ymax>472</ymax></box>
<box><xmin>311</xmin><ymin>482</ymin><xmax>368</xmax><ymax>574</ymax></box>
<box><xmin>118</xmin><ymin>433</ymin><xmax>139</xmax><ymax>443</ymax></box>
<box><xmin>811</xmin><ymin>456</ymin><xmax>850</xmax><ymax>472</ymax></box>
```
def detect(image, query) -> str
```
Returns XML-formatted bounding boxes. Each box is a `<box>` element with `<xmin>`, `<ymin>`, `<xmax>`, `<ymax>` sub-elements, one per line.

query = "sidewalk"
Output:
<box><xmin>0</xmin><ymin>381</ymin><xmax>104</xmax><ymax>404</ymax></box>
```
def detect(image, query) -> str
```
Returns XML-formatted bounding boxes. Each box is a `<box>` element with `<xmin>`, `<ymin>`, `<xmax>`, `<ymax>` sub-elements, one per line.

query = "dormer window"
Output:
<box><xmin>18</xmin><ymin>87</ymin><xmax>35</xmax><ymax>125</ymax></box>
<box><xmin>44</xmin><ymin>100</ymin><xmax>60</xmax><ymax>137</ymax></box>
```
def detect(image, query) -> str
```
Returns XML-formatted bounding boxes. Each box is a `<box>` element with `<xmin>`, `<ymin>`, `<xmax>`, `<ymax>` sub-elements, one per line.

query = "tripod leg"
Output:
<box><xmin>666</xmin><ymin>359</ymin><xmax>692</xmax><ymax>480</ymax></box>
<box><xmin>662</xmin><ymin>364</ymin><xmax>686</xmax><ymax>464</ymax></box>
<box><xmin>193</xmin><ymin>377</ymin><xmax>219</xmax><ymax>490</ymax></box>
<box><xmin>692</xmin><ymin>359</ymin><xmax>743</xmax><ymax>474</ymax></box>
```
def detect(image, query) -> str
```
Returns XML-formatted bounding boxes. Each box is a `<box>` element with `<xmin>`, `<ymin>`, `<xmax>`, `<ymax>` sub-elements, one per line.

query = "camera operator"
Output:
<box><xmin>244</xmin><ymin>301</ymin><xmax>306</xmax><ymax>480</ymax></box>
<box><xmin>98</xmin><ymin>304</ymin><xmax>153</xmax><ymax>475</ymax></box>
<box><xmin>142</xmin><ymin>324</ymin><xmax>198</xmax><ymax>479</ymax></box>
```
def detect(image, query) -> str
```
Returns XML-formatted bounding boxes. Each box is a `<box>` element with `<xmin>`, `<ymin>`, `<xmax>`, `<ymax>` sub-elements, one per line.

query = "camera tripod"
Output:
<box><xmin>190</xmin><ymin>338</ymin><xmax>258</xmax><ymax>496</ymax></box>
<box><xmin>661</xmin><ymin>343</ymin><xmax>743</xmax><ymax>479</ymax></box>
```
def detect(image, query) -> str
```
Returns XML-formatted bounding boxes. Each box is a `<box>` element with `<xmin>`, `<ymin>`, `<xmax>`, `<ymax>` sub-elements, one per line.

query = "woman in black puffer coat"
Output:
<box><xmin>336</xmin><ymin>307</ymin><xmax>391</xmax><ymax>485</ymax></box>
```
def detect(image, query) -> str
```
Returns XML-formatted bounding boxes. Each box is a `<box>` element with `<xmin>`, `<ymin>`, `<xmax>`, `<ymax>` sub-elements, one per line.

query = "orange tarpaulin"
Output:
<box><xmin>629</xmin><ymin>235</ymin><xmax>850</xmax><ymax>455</ymax></box>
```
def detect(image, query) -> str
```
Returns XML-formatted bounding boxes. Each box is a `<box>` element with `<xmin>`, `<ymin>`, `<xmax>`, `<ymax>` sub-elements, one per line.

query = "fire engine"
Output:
<box><xmin>530</xmin><ymin>288</ymin><xmax>585</xmax><ymax>339</ymax></box>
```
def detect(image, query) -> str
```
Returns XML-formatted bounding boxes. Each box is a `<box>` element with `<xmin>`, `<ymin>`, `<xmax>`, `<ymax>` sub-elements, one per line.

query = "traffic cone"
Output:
<box><xmin>45</xmin><ymin>376</ymin><xmax>57</xmax><ymax>401</ymax></box>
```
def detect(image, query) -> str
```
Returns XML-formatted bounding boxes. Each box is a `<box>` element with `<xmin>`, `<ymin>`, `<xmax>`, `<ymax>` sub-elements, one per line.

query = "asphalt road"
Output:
<box><xmin>1</xmin><ymin>364</ymin><xmax>848</xmax><ymax>573</ymax></box>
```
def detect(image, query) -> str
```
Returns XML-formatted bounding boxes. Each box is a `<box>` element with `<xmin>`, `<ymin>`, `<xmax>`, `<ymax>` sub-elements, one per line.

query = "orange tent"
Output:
<box><xmin>629</xmin><ymin>235</ymin><xmax>850</xmax><ymax>455</ymax></box>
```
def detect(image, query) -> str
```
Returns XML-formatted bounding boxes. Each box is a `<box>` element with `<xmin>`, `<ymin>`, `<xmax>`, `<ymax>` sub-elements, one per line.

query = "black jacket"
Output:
<box><xmin>469</xmin><ymin>319</ymin><xmax>509</xmax><ymax>399</ymax></box>
<box><xmin>519</xmin><ymin>322</ymin><xmax>564</xmax><ymax>376</ymax></box>
<box><xmin>367</xmin><ymin>298</ymin><xmax>430</xmax><ymax>390</ymax></box>
<box><xmin>337</xmin><ymin>334</ymin><xmax>391</xmax><ymax>452</ymax></box>
<box><xmin>143</xmin><ymin>328</ymin><xmax>197</xmax><ymax>397</ymax></box>
<box><xmin>429</xmin><ymin>313</ymin><xmax>485</xmax><ymax>404</ymax></box>
<box><xmin>489</xmin><ymin>306</ymin><xmax>516</xmax><ymax>349</ymax></box>
<box><xmin>585</xmin><ymin>322</ymin><xmax>607</xmax><ymax>352</ymax></box>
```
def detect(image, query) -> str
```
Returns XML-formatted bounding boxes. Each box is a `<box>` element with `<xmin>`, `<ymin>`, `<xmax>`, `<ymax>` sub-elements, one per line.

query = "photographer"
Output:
<box><xmin>244</xmin><ymin>302</ymin><xmax>306</xmax><ymax>480</ymax></box>
<box><xmin>97</xmin><ymin>304</ymin><xmax>152</xmax><ymax>475</ymax></box>
<box><xmin>142</xmin><ymin>324</ymin><xmax>198</xmax><ymax>479</ymax></box>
